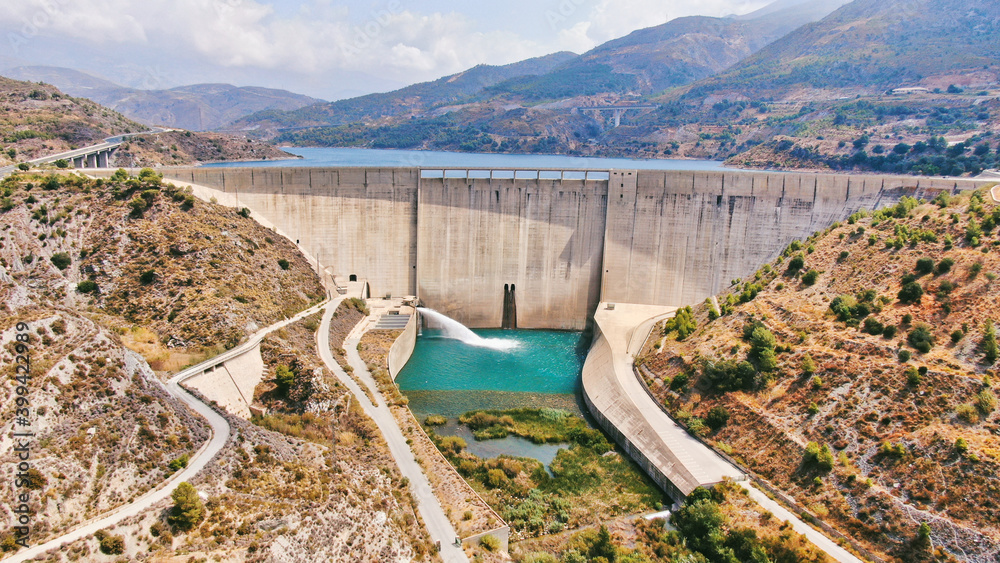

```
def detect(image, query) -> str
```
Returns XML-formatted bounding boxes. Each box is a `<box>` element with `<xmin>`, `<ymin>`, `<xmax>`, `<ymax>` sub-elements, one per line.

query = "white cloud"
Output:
<box><xmin>0</xmin><ymin>0</ymin><xmax>774</xmax><ymax>97</ymax></box>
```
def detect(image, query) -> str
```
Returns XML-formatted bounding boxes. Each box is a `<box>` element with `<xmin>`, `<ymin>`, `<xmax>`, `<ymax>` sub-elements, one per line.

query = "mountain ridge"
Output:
<box><xmin>5</xmin><ymin>65</ymin><xmax>324</xmax><ymax>131</ymax></box>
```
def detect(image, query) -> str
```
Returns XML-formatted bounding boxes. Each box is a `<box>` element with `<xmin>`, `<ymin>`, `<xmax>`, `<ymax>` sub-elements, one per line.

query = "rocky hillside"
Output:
<box><xmin>0</xmin><ymin>76</ymin><xmax>145</xmax><ymax>167</ymax></box>
<box><xmin>113</xmin><ymin>130</ymin><xmax>296</xmax><ymax>167</ymax></box>
<box><xmin>685</xmin><ymin>0</ymin><xmax>1000</xmax><ymax>101</ymax></box>
<box><xmin>0</xmin><ymin>168</ymin><xmax>324</xmax><ymax>368</ymax></box>
<box><xmin>638</xmin><ymin>185</ymin><xmax>1000</xmax><ymax>562</ymax></box>
<box><xmin>6</xmin><ymin>66</ymin><xmax>323</xmax><ymax>131</ymax></box>
<box><xmin>0</xmin><ymin>170</ymin><xmax>425</xmax><ymax>560</ymax></box>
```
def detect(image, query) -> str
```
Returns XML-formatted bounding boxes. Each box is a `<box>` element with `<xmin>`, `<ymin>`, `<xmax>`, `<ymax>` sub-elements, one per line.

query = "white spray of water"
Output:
<box><xmin>417</xmin><ymin>308</ymin><xmax>519</xmax><ymax>351</ymax></box>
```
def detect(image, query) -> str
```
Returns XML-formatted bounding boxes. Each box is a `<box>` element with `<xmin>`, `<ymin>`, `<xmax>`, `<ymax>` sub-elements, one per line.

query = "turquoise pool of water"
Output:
<box><xmin>396</xmin><ymin>329</ymin><xmax>588</xmax><ymax>463</ymax></box>
<box><xmin>396</xmin><ymin>329</ymin><xmax>585</xmax><ymax>395</ymax></box>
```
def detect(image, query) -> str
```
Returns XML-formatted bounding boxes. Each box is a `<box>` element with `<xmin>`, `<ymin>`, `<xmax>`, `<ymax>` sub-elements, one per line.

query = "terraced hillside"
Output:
<box><xmin>638</xmin><ymin>185</ymin><xmax>1000</xmax><ymax>562</ymax></box>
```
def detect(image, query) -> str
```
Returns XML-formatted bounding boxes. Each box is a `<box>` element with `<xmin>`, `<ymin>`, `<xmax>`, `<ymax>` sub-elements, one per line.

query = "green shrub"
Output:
<box><xmin>787</xmin><ymin>254</ymin><xmax>805</xmax><ymax>272</ymax></box>
<box><xmin>479</xmin><ymin>534</ymin><xmax>499</xmax><ymax>552</ymax></box>
<box><xmin>935</xmin><ymin>258</ymin><xmax>954</xmax><ymax>275</ymax></box>
<box><xmin>898</xmin><ymin>349</ymin><xmax>912</xmax><ymax>362</ymax></box>
<box><xmin>863</xmin><ymin>317</ymin><xmax>884</xmax><ymax>335</ymax></box>
<box><xmin>955</xmin><ymin>437</ymin><xmax>969</xmax><ymax>453</ymax></box>
<box><xmin>951</xmin><ymin>329</ymin><xmax>965</xmax><ymax>343</ymax></box>
<box><xmin>76</xmin><ymin>280</ymin><xmax>98</xmax><ymax>293</ymax></box>
<box><xmin>983</xmin><ymin>321</ymin><xmax>998</xmax><ymax>364</ymax></box>
<box><xmin>883</xmin><ymin>325</ymin><xmax>897</xmax><ymax>338</ymax></box>
<box><xmin>704</xmin><ymin>406</ymin><xmax>730</xmax><ymax>431</ymax></box>
<box><xmin>897</xmin><ymin>282</ymin><xmax>924</xmax><ymax>304</ymax></box>
<box><xmin>801</xmin><ymin>269</ymin><xmax>820</xmax><ymax>285</ymax></box>
<box><xmin>664</xmin><ymin>306</ymin><xmax>697</xmax><ymax>340</ymax></box>
<box><xmin>915</xmin><ymin>257</ymin><xmax>934</xmax><ymax>275</ymax></box>
<box><xmin>804</xmin><ymin>442</ymin><xmax>834</xmax><ymax>471</ymax></box>
<box><xmin>801</xmin><ymin>353</ymin><xmax>816</xmax><ymax>375</ymax></box>
<box><xmin>50</xmin><ymin>252</ymin><xmax>71</xmax><ymax>270</ymax></box>
<box><xmin>96</xmin><ymin>531</ymin><xmax>125</xmax><ymax>555</ymax></box>
<box><xmin>905</xmin><ymin>366</ymin><xmax>922</xmax><ymax>387</ymax></box>
<box><xmin>278</xmin><ymin>258</ymin><xmax>290</xmax><ymax>270</ymax></box>
<box><xmin>168</xmin><ymin>482</ymin><xmax>205</xmax><ymax>530</ymax></box>
<box><xmin>168</xmin><ymin>454</ymin><xmax>189</xmax><ymax>472</ymax></box>
<box><xmin>908</xmin><ymin>324</ymin><xmax>935</xmax><ymax>353</ymax></box>
<box><xmin>139</xmin><ymin>269</ymin><xmax>156</xmax><ymax>284</ymax></box>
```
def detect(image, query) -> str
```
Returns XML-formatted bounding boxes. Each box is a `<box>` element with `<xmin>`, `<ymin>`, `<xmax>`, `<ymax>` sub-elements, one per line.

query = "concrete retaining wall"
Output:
<box><xmin>387</xmin><ymin>309</ymin><xmax>418</xmax><ymax>380</ymax></box>
<box><xmin>183</xmin><ymin>343</ymin><xmax>265</xmax><ymax>419</ymax></box>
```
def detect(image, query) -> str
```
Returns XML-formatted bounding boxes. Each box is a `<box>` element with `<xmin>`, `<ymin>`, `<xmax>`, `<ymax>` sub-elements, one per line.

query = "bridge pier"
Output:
<box><xmin>86</xmin><ymin>154</ymin><xmax>97</xmax><ymax>168</ymax></box>
<box><xmin>72</xmin><ymin>156</ymin><xmax>84</xmax><ymax>169</ymax></box>
<box><xmin>97</xmin><ymin>150</ymin><xmax>110</xmax><ymax>168</ymax></box>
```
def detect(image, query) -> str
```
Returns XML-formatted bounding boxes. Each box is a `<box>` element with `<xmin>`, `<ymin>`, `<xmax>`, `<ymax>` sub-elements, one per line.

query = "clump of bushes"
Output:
<box><xmin>664</xmin><ymin>306</ymin><xmax>696</xmax><ymax>340</ymax></box>
<box><xmin>803</xmin><ymin>442</ymin><xmax>835</xmax><ymax>471</ymax></box>
<box><xmin>907</xmin><ymin>324</ymin><xmax>935</xmax><ymax>353</ymax></box>
<box><xmin>94</xmin><ymin>530</ymin><xmax>125</xmax><ymax>555</ymax></box>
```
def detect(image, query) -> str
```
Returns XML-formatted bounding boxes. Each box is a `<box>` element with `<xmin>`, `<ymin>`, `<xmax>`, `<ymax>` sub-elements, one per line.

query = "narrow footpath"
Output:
<box><xmin>317</xmin><ymin>302</ymin><xmax>469</xmax><ymax>563</ymax></box>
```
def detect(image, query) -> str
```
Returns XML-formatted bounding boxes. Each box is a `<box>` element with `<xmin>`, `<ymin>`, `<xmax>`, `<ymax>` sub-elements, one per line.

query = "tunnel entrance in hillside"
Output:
<box><xmin>349</xmin><ymin>274</ymin><xmax>357</xmax><ymax>282</ymax></box>
<box><xmin>502</xmin><ymin>284</ymin><xmax>517</xmax><ymax>329</ymax></box>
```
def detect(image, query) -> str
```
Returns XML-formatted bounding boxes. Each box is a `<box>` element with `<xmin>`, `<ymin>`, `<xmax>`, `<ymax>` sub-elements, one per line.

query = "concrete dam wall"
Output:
<box><xmin>162</xmin><ymin>167</ymin><xmax>988</xmax><ymax>329</ymax></box>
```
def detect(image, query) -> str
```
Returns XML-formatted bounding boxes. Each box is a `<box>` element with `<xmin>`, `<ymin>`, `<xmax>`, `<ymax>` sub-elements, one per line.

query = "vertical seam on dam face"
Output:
<box><xmin>160</xmin><ymin>167</ymin><xmax>992</xmax><ymax>329</ymax></box>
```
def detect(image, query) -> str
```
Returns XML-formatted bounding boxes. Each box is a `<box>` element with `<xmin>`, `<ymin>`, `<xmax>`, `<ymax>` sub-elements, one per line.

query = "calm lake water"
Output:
<box><xmin>203</xmin><ymin>147</ymin><xmax>727</xmax><ymax>171</ymax></box>
<box><xmin>396</xmin><ymin>329</ymin><xmax>588</xmax><ymax>465</ymax></box>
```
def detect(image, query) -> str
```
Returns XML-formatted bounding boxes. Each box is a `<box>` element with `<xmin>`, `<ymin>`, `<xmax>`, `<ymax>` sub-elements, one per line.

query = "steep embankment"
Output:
<box><xmin>0</xmin><ymin>170</ymin><xmax>427</xmax><ymax>560</ymax></box>
<box><xmin>638</xmin><ymin>186</ymin><xmax>1000</xmax><ymax>562</ymax></box>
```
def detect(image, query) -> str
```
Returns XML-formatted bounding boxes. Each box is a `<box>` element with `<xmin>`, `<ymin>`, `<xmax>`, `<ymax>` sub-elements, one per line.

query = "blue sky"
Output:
<box><xmin>0</xmin><ymin>0</ymin><xmax>769</xmax><ymax>99</ymax></box>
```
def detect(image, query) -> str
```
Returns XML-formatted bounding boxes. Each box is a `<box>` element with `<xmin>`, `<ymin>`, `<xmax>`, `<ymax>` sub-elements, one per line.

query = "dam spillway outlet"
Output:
<box><xmin>502</xmin><ymin>284</ymin><xmax>517</xmax><ymax>329</ymax></box>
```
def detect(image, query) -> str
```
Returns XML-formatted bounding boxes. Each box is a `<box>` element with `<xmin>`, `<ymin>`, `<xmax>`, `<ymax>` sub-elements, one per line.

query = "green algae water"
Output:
<box><xmin>396</xmin><ymin>328</ymin><xmax>588</xmax><ymax>462</ymax></box>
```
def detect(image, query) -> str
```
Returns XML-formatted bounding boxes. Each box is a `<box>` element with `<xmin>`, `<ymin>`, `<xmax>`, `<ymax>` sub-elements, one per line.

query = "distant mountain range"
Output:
<box><xmin>683</xmin><ymin>0</ymin><xmax>1000</xmax><ymax>99</ymax></box>
<box><xmin>230</xmin><ymin>51</ymin><xmax>578</xmax><ymax>133</ymax></box>
<box><xmin>230</xmin><ymin>0</ymin><xmax>850</xmax><ymax>138</ymax></box>
<box><xmin>4</xmin><ymin>66</ymin><xmax>324</xmax><ymax>131</ymax></box>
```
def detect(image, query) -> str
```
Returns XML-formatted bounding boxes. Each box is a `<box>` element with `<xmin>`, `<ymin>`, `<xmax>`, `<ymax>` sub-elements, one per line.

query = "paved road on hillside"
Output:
<box><xmin>6</xmin><ymin>301</ymin><xmax>328</xmax><ymax>562</ymax></box>
<box><xmin>317</xmin><ymin>303</ymin><xmax>468</xmax><ymax>563</ymax></box>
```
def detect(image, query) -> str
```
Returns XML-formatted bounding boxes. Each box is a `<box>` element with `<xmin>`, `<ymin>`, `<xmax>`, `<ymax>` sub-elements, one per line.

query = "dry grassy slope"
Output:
<box><xmin>0</xmin><ymin>76</ymin><xmax>145</xmax><ymax>166</ymax></box>
<box><xmin>639</xmin><ymin>186</ymin><xmax>1000</xmax><ymax>562</ymax></box>
<box><xmin>128</xmin><ymin>314</ymin><xmax>429</xmax><ymax>563</ymax></box>
<box><xmin>114</xmin><ymin>130</ymin><xmax>296</xmax><ymax>168</ymax></box>
<box><xmin>0</xmin><ymin>293</ymin><xmax>210</xmax><ymax>550</ymax></box>
<box><xmin>0</xmin><ymin>171</ymin><xmax>325</xmax><ymax>371</ymax></box>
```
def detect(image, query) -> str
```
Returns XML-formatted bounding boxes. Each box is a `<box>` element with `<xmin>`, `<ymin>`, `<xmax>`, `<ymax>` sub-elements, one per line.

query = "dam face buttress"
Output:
<box><xmin>161</xmin><ymin>166</ymin><xmax>988</xmax><ymax>329</ymax></box>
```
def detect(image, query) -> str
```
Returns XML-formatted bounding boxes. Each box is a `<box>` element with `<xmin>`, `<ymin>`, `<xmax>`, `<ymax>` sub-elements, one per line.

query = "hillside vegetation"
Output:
<box><xmin>0</xmin><ymin>170</ymin><xmax>425</xmax><ymax>560</ymax></box>
<box><xmin>0</xmin><ymin>77</ymin><xmax>145</xmax><ymax>167</ymax></box>
<box><xmin>638</xmin><ymin>185</ymin><xmax>1000</xmax><ymax>562</ymax></box>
